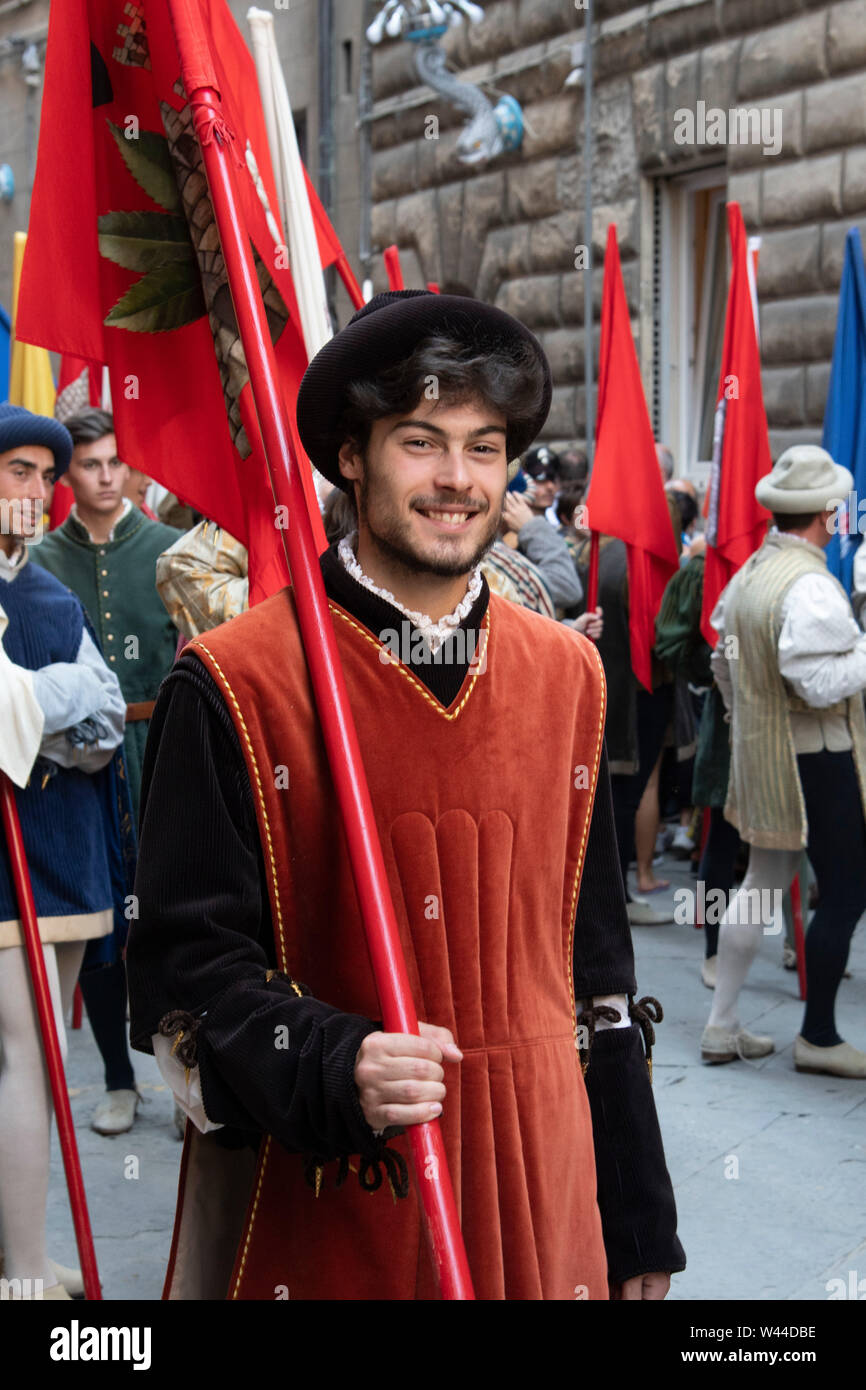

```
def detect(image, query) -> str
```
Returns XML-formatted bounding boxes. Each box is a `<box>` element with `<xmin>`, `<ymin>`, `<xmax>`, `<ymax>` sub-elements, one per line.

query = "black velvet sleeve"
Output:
<box><xmin>125</xmin><ymin>654</ymin><xmax>381</xmax><ymax>1163</ymax></box>
<box><xmin>573</xmin><ymin>743</ymin><xmax>636</xmax><ymax>997</ymax></box>
<box><xmin>574</xmin><ymin>744</ymin><xmax>686</xmax><ymax>1283</ymax></box>
<box><xmin>582</xmin><ymin>1027</ymin><xmax>686</xmax><ymax>1284</ymax></box>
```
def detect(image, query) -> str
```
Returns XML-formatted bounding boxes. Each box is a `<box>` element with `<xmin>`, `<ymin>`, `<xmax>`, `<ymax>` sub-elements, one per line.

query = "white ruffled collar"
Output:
<box><xmin>337</xmin><ymin>533</ymin><xmax>483</xmax><ymax>653</ymax></box>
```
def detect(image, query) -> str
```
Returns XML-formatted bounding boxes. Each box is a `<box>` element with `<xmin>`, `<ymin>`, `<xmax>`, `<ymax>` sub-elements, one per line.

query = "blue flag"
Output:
<box><xmin>824</xmin><ymin>228</ymin><xmax>866</xmax><ymax>592</ymax></box>
<box><xmin>0</xmin><ymin>302</ymin><xmax>10</xmax><ymax>402</ymax></box>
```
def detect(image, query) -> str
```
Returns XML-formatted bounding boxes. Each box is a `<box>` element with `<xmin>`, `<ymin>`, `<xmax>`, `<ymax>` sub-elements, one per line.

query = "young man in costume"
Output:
<box><xmin>30</xmin><ymin>408</ymin><xmax>183</xmax><ymax>820</ymax></box>
<box><xmin>702</xmin><ymin>446</ymin><xmax>866</xmax><ymax>1076</ymax></box>
<box><xmin>30</xmin><ymin>407</ymin><xmax>182</xmax><ymax>1137</ymax></box>
<box><xmin>127</xmin><ymin>291</ymin><xmax>685</xmax><ymax>1300</ymax></box>
<box><xmin>0</xmin><ymin>405</ymin><xmax>126</xmax><ymax>1297</ymax></box>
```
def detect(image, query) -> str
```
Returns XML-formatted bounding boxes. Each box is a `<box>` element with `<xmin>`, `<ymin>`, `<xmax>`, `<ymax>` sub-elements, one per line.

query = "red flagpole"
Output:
<box><xmin>167</xmin><ymin>0</ymin><xmax>474</xmax><ymax>1300</ymax></box>
<box><xmin>336</xmin><ymin>252</ymin><xmax>364</xmax><ymax>310</ymax></box>
<box><xmin>384</xmin><ymin>244</ymin><xmax>405</xmax><ymax>290</ymax></box>
<box><xmin>586</xmin><ymin>531</ymin><xmax>600</xmax><ymax>613</ymax></box>
<box><xmin>790</xmin><ymin>874</ymin><xmax>807</xmax><ymax>1002</ymax></box>
<box><xmin>0</xmin><ymin>772</ymin><xmax>101</xmax><ymax>1300</ymax></box>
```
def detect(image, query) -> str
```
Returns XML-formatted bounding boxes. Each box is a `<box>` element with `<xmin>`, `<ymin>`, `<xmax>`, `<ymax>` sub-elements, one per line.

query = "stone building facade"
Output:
<box><xmin>363</xmin><ymin>0</ymin><xmax>866</xmax><ymax>474</ymax></box>
<box><xmin>2</xmin><ymin>0</ymin><xmax>864</xmax><ymax>478</ymax></box>
<box><xmin>0</xmin><ymin>0</ymin><xmax>50</xmax><ymax>315</ymax></box>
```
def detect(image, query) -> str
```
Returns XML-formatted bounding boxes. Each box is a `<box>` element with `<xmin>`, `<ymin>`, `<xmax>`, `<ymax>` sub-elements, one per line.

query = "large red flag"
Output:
<box><xmin>700</xmin><ymin>203</ymin><xmax>772</xmax><ymax>645</ymax></box>
<box><xmin>16</xmin><ymin>0</ymin><xmax>341</xmax><ymax>602</ymax></box>
<box><xmin>584</xmin><ymin>226</ymin><xmax>679</xmax><ymax>690</ymax></box>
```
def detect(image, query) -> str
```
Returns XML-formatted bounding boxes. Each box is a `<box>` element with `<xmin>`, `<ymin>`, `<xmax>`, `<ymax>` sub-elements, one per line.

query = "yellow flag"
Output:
<box><xmin>9</xmin><ymin>231</ymin><xmax>56</xmax><ymax>413</ymax></box>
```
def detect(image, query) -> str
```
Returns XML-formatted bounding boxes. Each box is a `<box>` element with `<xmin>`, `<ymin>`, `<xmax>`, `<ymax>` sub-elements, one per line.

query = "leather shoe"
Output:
<box><xmin>91</xmin><ymin>1088</ymin><xmax>139</xmax><ymax>1135</ymax></box>
<box><xmin>627</xmin><ymin>897</ymin><xmax>673</xmax><ymax>926</ymax></box>
<box><xmin>701</xmin><ymin>1024</ymin><xmax>774</xmax><ymax>1063</ymax></box>
<box><xmin>49</xmin><ymin>1259</ymin><xmax>84</xmax><ymax>1297</ymax></box>
<box><xmin>794</xmin><ymin>1035</ymin><xmax>866</xmax><ymax>1078</ymax></box>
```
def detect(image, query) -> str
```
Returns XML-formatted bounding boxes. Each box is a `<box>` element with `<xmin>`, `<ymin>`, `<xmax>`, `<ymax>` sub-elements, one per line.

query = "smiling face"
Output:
<box><xmin>338</xmin><ymin>396</ymin><xmax>508</xmax><ymax>581</ymax></box>
<box><xmin>0</xmin><ymin>443</ymin><xmax>55</xmax><ymax>553</ymax></box>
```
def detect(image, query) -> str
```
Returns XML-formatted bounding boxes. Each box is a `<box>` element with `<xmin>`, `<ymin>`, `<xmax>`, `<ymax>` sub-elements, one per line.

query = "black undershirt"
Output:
<box><xmin>319</xmin><ymin>542</ymin><xmax>486</xmax><ymax>708</ymax></box>
<box><xmin>125</xmin><ymin>542</ymin><xmax>684</xmax><ymax>1282</ymax></box>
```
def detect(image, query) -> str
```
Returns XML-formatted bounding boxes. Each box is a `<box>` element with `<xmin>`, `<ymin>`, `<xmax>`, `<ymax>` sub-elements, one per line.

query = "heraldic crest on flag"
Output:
<box><xmin>94</xmin><ymin>23</ymin><xmax>292</xmax><ymax>458</ymax></box>
<box><xmin>16</xmin><ymin>0</ymin><xmax>346</xmax><ymax>600</ymax></box>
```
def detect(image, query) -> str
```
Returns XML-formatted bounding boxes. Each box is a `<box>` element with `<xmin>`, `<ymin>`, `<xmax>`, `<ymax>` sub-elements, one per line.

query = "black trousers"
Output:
<box><xmin>798</xmin><ymin>750</ymin><xmax>866</xmax><ymax>1046</ymax></box>
<box><xmin>79</xmin><ymin>959</ymin><xmax>136</xmax><ymax>1092</ymax></box>
<box><xmin>697</xmin><ymin>808</ymin><xmax>740</xmax><ymax>959</ymax></box>
<box><xmin>610</xmin><ymin>684</ymin><xmax>674</xmax><ymax>897</ymax></box>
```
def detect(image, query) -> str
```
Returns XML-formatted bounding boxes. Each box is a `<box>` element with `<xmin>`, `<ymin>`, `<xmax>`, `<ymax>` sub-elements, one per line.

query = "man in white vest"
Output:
<box><xmin>701</xmin><ymin>446</ymin><xmax>866</xmax><ymax>1078</ymax></box>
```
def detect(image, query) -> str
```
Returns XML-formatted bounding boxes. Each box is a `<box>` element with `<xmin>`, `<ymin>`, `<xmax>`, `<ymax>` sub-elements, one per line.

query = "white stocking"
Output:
<box><xmin>707</xmin><ymin>847</ymin><xmax>799</xmax><ymax>1032</ymax></box>
<box><xmin>0</xmin><ymin>940</ymin><xmax>85</xmax><ymax>1286</ymax></box>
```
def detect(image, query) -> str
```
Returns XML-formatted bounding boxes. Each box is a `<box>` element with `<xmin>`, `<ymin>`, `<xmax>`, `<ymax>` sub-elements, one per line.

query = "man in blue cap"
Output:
<box><xmin>0</xmin><ymin>404</ymin><xmax>126</xmax><ymax>1298</ymax></box>
<box><xmin>29</xmin><ymin>406</ymin><xmax>182</xmax><ymax>1138</ymax></box>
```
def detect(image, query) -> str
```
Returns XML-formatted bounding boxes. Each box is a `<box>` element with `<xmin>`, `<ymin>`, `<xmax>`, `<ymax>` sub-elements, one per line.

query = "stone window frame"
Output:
<box><xmin>648</xmin><ymin>165</ymin><xmax>729</xmax><ymax>482</ymax></box>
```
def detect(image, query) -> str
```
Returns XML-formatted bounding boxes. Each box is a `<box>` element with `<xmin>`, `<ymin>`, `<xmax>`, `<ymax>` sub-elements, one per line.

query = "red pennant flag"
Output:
<box><xmin>48</xmin><ymin>483</ymin><xmax>74</xmax><ymax>532</ymax></box>
<box><xmin>700</xmin><ymin>203</ymin><xmax>772</xmax><ymax>646</ymax></box>
<box><xmin>49</xmin><ymin>355</ymin><xmax>104</xmax><ymax>528</ymax></box>
<box><xmin>584</xmin><ymin>226</ymin><xmax>679</xmax><ymax>690</ymax></box>
<box><xmin>16</xmin><ymin>0</ymin><xmax>342</xmax><ymax>603</ymax></box>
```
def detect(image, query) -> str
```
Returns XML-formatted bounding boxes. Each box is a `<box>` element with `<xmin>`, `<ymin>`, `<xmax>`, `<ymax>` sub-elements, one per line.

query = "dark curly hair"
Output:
<box><xmin>335</xmin><ymin>330</ymin><xmax>547</xmax><ymax>477</ymax></box>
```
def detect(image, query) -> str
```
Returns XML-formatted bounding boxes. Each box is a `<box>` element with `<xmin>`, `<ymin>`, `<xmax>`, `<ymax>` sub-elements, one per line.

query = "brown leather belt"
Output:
<box><xmin>787</xmin><ymin>695</ymin><xmax>848</xmax><ymax>717</ymax></box>
<box><xmin>125</xmin><ymin>701</ymin><xmax>156</xmax><ymax>723</ymax></box>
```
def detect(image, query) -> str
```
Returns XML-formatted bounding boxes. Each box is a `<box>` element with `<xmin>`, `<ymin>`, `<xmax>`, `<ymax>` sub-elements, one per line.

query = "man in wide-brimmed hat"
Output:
<box><xmin>127</xmin><ymin>291</ymin><xmax>684</xmax><ymax>1300</ymax></box>
<box><xmin>702</xmin><ymin>445</ymin><xmax>866</xmax><ymax>1077</ymax></box>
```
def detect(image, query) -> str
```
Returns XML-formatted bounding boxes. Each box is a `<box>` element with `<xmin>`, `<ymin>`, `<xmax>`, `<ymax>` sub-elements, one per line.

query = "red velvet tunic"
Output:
<box><xmin>184</xmin><ymin>585</ymin><xmax>609</xmax><ymax>1300</ymax></box>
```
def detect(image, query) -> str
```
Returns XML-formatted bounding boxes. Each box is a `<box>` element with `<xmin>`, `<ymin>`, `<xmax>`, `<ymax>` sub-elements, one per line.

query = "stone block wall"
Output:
<box><xmin>365</xmin><ymin>0</ymin><xmax>866</xmax><ymax>461</ymax></box>
<box><xmin>727</xmin><ymin>0</ymin><xmax>866</xmax><ymax>456</ymax></box>
<box><xmin>0</xmin><ymin>0</ymin><xmax>50</xmax><ymax>320</ymax></box>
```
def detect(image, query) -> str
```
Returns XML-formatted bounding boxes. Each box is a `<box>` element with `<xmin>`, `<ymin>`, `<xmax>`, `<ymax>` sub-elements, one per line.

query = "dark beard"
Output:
<box><xmin>368</xmin><ymin>519</ymin><xmax>498</xmax><ymax>578</ymax></box>
<box><xmin>358</xmin><ymin>470</ymin><xmax>500</xmax><ymax>579</ymax></box>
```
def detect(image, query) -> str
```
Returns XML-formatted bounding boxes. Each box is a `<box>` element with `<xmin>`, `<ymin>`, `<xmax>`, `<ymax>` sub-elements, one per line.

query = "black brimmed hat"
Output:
<box><xmin>296</xmin><ymin>290</ymin><xmax>552</xmax><ymax>490</ymax></box>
